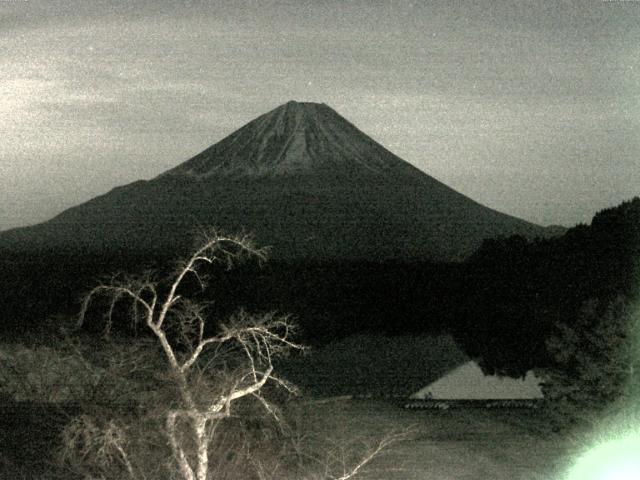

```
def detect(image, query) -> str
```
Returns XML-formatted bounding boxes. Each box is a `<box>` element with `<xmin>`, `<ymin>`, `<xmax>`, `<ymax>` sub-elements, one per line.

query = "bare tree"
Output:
<box><xmin>76</xmin><ymin>230</ymin><xmax>303</xmax><ymax>480</ymax></box>
<box><xmin>67</xmin><ymin>230</ymin><xmax>407</xmax><ymax>480</ymax></box>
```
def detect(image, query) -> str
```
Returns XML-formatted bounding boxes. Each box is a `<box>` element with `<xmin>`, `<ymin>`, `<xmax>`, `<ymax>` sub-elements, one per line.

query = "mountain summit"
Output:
<box><xmin>161</xmin><ymin>101</ymin><xmax>415</xmax><ymax>178</ymax></box>
<box><xmin>0</xmin><ymin>101</ymin><xmax>558</xmax><ymax>260</ymax></box>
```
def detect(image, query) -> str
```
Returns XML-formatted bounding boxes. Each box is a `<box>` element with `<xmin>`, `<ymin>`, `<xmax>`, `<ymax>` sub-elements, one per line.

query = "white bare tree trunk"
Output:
<box><xmin>194</xmin><ymin>415</ymin><xmax>209</xmax><ymax>480</ymax></box>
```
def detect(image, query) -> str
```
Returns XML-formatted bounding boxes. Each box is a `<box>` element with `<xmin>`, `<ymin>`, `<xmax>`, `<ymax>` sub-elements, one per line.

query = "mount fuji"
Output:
<box><xmin>0</xmin><ymin>101</ymin><xmax>557</xmax><ymax>261</ymax></box>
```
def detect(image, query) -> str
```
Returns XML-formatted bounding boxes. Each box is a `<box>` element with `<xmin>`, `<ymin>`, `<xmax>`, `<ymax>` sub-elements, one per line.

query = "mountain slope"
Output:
<box><xmin>0</xmin><ymin>101</ymin><xmax>557</xmax><ymax>261</ymax></box>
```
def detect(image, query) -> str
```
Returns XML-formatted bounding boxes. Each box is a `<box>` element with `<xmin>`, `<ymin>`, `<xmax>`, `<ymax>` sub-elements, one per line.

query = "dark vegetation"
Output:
<box><xmin>1</xmin><ymin>251</ymin><xmax>464</xmax><ymax>343</ymax></box>
<box><xmin>456</xmin><ymin>197</ymin><xmax>640</xmax><ymax>429</ymax></box>
<box><xmin>457</xmin><ymin>197</ymin><xmax>639</xmax><ymax>374</ymax></box>
<box><xmin>2</xmin><ymin>198</ymin><xmax>639</xmax><ymax>405</ymax></box>
<box><xmin>2</xmin><ymin>199</ymin><xmax>638</xmax><ymax>346</ymax></box>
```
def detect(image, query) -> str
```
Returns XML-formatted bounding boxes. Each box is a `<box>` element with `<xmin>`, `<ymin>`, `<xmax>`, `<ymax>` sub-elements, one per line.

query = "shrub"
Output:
<box><xmin>0</xmin><ymin>342</ymin><xmax>102</xmax><ymax>403</ymax></box>
<box><xmin>538</xmin><ymin>295</ymin><xmax>640</xmax><ymax>428</ymax></box>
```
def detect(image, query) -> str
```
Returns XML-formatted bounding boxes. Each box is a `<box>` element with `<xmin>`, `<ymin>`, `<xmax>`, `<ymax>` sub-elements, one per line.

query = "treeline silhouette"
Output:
<box><xmin>454</xmin><ymin>197</ymin><xmax>640</xmax><ymax>376</ymax></box>
<box><xmin>1</xmin><ymin>198</ymin><xmax>638</xmax><ymax>379</ymax></box>
<box><xmin>0</xmin><ymin>251</ymin><xmax>463</xmax><ymax>343</ymax></box>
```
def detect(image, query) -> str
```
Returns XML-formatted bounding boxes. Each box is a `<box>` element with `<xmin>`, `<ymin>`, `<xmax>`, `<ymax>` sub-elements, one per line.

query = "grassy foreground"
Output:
<box><xmin>297</xmin><ymin>398</ymin><xmax>574</xmax><ymax>480</ymax></box>
<box><xmin>1</xmin><ymin>396</ymin><xmax>580</xmax><ymax>479</ymax></box>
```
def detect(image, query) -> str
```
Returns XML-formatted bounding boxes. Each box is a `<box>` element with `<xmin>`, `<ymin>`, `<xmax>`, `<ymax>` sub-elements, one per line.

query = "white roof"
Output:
<box><xmin>411</xmin><ymin>360</ymin><xmax>544</xmax><ymax>400</ymax></box>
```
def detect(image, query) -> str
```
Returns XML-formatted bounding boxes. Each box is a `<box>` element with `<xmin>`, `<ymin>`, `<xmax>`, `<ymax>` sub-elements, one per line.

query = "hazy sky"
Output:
<box><xmin>1</xmin><ymin>0</ymin><xmax>639</xmax><ymax>231</ymax></box>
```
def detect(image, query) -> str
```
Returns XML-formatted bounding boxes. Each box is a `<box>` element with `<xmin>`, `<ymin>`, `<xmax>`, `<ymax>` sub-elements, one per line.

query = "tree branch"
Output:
<box><xmin>208</xmin><ymin>365</ymin><xmax>274</xmax><ymax>416</ymax></box>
